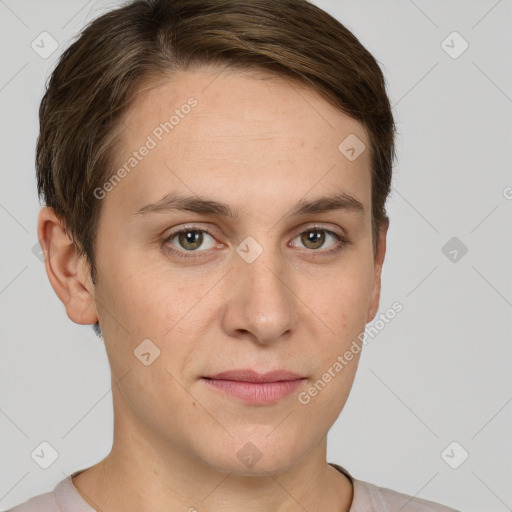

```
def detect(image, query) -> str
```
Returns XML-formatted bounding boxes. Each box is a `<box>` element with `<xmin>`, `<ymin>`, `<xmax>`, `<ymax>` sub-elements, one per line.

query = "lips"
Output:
<box><xmin>203</xmin><ymin>369</ymin><xmax>304</xmax><ymax>383</ymax></box>
<box><xmin>201</xmin><ymin>369</ymin><xmax>307</xmax><ymax>404</ymax></box>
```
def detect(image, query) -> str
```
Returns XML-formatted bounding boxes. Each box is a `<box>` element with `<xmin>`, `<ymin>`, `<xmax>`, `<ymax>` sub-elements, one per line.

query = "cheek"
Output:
<box><xmin>96</xmin><ymin>257</ymin><xmax>215</xmax><ymax>378</ymax></box>
<box><xmin>96</xmin><ymin>249</ymin><xmax>180</xmax><ymax>328</ymax></box>
<box><xmin>316</xmin><ymin>256</ymin><xmax>374</xmax><ymax>329</ymax></box>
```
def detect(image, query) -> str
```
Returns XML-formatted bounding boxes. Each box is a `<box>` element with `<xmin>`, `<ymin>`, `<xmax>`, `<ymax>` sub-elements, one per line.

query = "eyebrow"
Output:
<box><xmin>134</xmin><ymin>190</ymin><xmax>364</xmax><ymax>218</ymax></box>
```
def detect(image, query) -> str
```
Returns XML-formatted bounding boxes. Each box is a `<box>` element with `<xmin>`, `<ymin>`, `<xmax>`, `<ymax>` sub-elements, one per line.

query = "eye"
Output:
<box><xmin>165</xmin><ymin>228</ymin><xmax>218</xmax><ymax>255</ymax></box>
<box><xmin>162</xmin><ymin>225</ymin><xmax>348</xmax><ymax>260</ymax></box>
<box><xmin>291</xmin><ymin>227</ymin><xmax>345</xmax><ymax>253</ymax></box>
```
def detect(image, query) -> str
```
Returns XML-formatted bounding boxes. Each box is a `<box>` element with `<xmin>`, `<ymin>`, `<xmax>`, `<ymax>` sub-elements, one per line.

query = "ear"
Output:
<box><xmin>366</xmin><ymin>218</ymin><xmax>389</xmax><ymax>323</ymax></box>
<box><xmin>37</xmin><ymin>206</ymin><xmax>99</xmax><ymax>325</ymax></box>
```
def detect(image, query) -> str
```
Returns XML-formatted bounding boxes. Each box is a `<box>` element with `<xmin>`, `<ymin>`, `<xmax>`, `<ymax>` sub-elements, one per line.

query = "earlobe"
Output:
<box><xmin>366</xmin><ymin>218</ymin><xmax>389</xmax><ymax>323</ymax></box>
<box><xmin>37</xmin><ymin>206</ymin><xmax>99</xmax><ymax>325</ymax></box>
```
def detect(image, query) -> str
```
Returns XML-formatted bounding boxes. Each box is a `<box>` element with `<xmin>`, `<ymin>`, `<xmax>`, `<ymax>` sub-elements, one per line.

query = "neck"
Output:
<box><xmin>72</xmin><ymin>388</ymin><xmax>353</xmax><ymax>512</ymax></box>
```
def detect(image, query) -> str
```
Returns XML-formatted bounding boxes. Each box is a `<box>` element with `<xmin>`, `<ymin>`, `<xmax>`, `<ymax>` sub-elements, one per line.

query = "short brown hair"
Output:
<box><xmin>36</xmin><ymin>0</ymin><xmax>395</xmax><ymax>336</ymax></box>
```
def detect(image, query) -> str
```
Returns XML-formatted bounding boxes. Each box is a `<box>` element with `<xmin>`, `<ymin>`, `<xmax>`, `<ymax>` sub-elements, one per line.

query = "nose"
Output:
<box><xmin>220</xmin><ymin>243</ymin><xmax>299</xmax><ymax>345</ymax></box>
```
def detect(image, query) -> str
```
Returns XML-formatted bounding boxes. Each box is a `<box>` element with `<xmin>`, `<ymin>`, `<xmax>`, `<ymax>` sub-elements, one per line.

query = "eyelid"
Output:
<box><xmin>294</xmin><ymin>222</ymin><xmax>347</xmax><ymax>241</ymax></box>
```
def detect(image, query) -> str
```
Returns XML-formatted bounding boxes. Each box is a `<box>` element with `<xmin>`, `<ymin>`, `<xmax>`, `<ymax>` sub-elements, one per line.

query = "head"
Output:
<box><xmin>37</xmin><ymin>0</ymin><xmax>395</xmax><ymax>475</ymax></box>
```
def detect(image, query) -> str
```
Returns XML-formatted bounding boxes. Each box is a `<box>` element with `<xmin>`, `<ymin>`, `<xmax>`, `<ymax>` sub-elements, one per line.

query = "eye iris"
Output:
<box><xmin>301</xmin><ymin>230</ymin><xmax>324</xmax><ymax>249</ymax></box>
<box><xmin>178</xmin><ymin>230</ymin><xmax>203</xmax><ymax>250</ymax></box>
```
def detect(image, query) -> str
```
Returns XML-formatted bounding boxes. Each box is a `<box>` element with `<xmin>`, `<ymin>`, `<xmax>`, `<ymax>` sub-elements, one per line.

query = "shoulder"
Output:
<box><xmin>329</xmin><ymin>463</ymin><xmax>460</xmax><ymax>512</ymax></box>
<box><xmin>6</xmin><ymin>473</ymin><xmax>92</xmax><ymax>512</ymax></box>
<box><xmin>7</xmin><ymin>487</ymin><xmax>60</xmax><ymax>512</ymax></box>
<box><xmin>352</xmin><ymin>477</ymin><xmax>461</xmax><ymax>512</ymax></box>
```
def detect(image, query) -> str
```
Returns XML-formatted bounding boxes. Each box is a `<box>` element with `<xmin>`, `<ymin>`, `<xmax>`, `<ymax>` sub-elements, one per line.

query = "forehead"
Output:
<box><xmin>109</xmin><ymin>66</ymin><xmax>371</xmax><ymax>216</ymax></box>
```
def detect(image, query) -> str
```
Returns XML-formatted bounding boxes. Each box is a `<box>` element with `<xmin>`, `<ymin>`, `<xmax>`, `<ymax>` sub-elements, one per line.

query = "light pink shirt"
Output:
<box><xmin>8</xmin><ymin>463</ymin><xmax>460</xmax><ymax>511</ymax></box>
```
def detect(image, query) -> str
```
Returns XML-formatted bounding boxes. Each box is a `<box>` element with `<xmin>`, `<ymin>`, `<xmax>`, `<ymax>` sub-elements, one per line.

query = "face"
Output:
<box><xmin>69</xmin><ymin>66</ymin><xmax>386</xmax><ymax>474</ymax></box>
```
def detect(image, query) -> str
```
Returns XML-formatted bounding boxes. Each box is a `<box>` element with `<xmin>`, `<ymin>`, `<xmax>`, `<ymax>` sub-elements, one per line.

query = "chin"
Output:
<box><xmin>198</xmin><ymin>429</ymin><xmax>310</xmax><ymax>476</ymax></box>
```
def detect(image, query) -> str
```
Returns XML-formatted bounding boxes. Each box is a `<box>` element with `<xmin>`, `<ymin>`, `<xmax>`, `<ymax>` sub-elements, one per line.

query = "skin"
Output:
<box><xmin>38</xmin><ymin>65</ymin><xmax>388</xmax><ymax>512</ymax></box>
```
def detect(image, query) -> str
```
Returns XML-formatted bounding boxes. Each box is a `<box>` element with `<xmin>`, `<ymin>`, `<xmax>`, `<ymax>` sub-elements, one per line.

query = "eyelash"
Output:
<box><xmin>161</xmin><ymin>224</ymin><xmax>350</xmax><ymax>260</ymax></box>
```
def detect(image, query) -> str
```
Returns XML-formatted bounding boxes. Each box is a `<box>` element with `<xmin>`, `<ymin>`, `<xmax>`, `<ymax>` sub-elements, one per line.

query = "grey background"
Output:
<box><xmin>0</xmin><ymin>0</ymin><xmax>511</xmax><ymax>511</ymax></box>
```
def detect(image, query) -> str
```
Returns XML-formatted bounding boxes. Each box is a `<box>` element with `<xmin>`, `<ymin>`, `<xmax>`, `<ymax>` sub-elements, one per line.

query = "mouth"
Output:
<box><xmin>201</xmin><ymin>369</ymin><xmax>307</xmax><ymax>405</ymax></box>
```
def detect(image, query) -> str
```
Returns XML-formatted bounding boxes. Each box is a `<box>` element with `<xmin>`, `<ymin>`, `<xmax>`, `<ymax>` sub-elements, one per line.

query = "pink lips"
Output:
<box><xmin>202</xmin><ymin>370</ymin><xmax>306</xmax><ymax>405</ymax></box>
